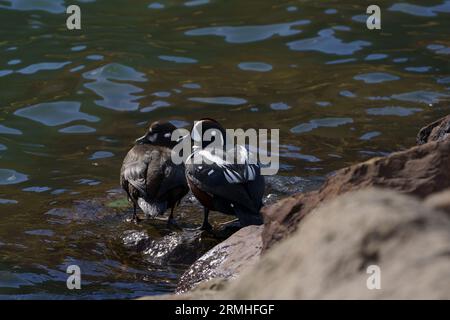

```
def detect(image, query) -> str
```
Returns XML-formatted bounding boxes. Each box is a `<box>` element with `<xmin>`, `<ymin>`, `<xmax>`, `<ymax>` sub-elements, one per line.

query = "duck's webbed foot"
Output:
<box><xmin>200</xmin><ymin>207</ymin><xmax>213</xmax><ymax>231</ymax></box>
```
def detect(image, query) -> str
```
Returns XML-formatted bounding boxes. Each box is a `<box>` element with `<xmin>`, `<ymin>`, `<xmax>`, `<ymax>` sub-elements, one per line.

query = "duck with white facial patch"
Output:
<box><xmin>184</xmin><ymin>118</ymin><xmax>265</xmax><ymax>230</ymax></box>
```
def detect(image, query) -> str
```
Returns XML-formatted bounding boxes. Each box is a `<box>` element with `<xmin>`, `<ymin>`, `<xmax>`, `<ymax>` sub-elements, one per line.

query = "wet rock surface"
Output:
<box><xmin>262</xmin><ymin>134</ymin><xmax>450</xmax><ymax>251</ymax></box>
<box><xmin>121</xmin><ymin>222</ymin><xmax>250</xmax><ymax>266</ymax></box>
<box><xmin>417</xmin><ymin>114</ymin><xmax>450</xmax><ymax>145</ymax></box>
<box><xmin>176</xmin><ymin>225</ymin><xmax>263</xmax><ymax>293</ymax></box>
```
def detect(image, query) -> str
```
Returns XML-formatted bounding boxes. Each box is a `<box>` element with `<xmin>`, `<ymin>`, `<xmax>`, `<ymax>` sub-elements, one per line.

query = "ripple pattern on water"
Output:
<box><xmin>14</xmin><ymin>101</ymin><xmax>99</xmax><ymax>126</ymax></box>
<box><xmin>391</xmin><ymin>90</ymin><xmax>450</xmax><ymax>105</ymax></box>
<box><xmin>59</xmin><ymin>125</ymin><xmax>96</xmax><ymax>134</ymax></box>
<box><xmin>23</xmin><ymin>186</ymin><xmax>51</xmax><ymax>193</ymax></box>
<box><xmin>186</xmin><ymin>20</ymin><xmax>310</xmax><ymax>43</ymax></box>
<box><xmin>359</xmin><ymin>131</ymin><xmax>381</xmax><ymax>141</ymax></box>
<box><xmin>140</xmin><ymin>100</ymin><xmax>171</xmax><ymax>113</ymax></box>
<box><xmin>0</xmin><ymin>169</ymin><xmax>28</xmax><ymax>185</ymax></box>
<box><xmin>427</xmin><ymin>44</ymin><xmax>450</xmax><ymax>55</ymax></box>
<box><xmin>291</xmin><ymin>118</ymin><xmax>354</xmax><ymax>134</ymax></box>
<box><xmin>159</xmin><ymin>55</ymin><xmax>198</xmax><ymax>64</ymax></box>
<box><xmin>287</xmin><ymin>28</ymin><xmax>371</xmax><ymax>55</ymax></box>
<box><xmin>0</xmin><ymin>0</ymin><xmax>66</xmax><ymax>13</ymax></box>
<box><xmin>238</xmin><ymin>62</ymin><xmax>273</xmax><ymax>72</ymax></box>
<box><xmin>148</xmin><ymin>2</ymin><xmax>165</xmax><ymax>9</ymax></box>
<box><xmin>184</xmin><ymin>0</ymin><xmax>210</xmax><ymax>7</ymax></box>
<box><xmin>83</xmin><ymin>63</ymin><xmax>147</xmax><ymax>111</ymax></box>
<box><xmin>17</xmin><ymin>62</ymin><xmax>71</xmax><ymax>75</ymax></box>
<box><xmin>0</xmin><ymin>198</ymin><xmax>18</xmax><ymax>204</ymax></box>
<box><xmin>354</xmin><ymin>72</ymin><xmax>400</xmax><ymax>84</ymax></box>
<box><xmin>0</xmin><ymin>124</ymin><xmax>22</xmax><ymax>135</ymax></box>
<box><xmin>270</xmin><ymin>102</ymin><xmax>291</xmax><ymax>110</ymax></box>
<box><xmin>389</xmin><ymin>1</ymin><xmax>450</xmax><ymax>17</ymax></box>
<box><xmin>189</xmin><ymin>97</ymin><xmax>247</xmax><ymax>105</ymax></box>
<box><xmin>89</xmin><ymin>151</ymin><xmax>114</xmax><ymax>160</ymax></box>
<box><xmin>366</xmin><ymin>106</ymin><xmax>423</xmax><ymax>116</ymax></box>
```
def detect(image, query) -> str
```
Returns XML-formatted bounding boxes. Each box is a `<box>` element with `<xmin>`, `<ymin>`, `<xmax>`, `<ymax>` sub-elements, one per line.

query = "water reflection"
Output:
<box><xmin>238</xmin><ymin>62</ymin><xmax>273</xmax><ymax>72</ymax></box>
<box><xmin>0</xmin><ymin>0</ymin><xmax>66</xmax><ymax>14</ymax></box>
<box><xmin>291</xmin><ymin>118</ymin><xmax>354</xmax><ymax>134</ymax></box>
<box><xmin>83</xmin><ymin>63</ymin><xmax>146</xmax><ymax>111</ymax></box>
<box><xmin>17</xmin><ymin>62</ymin><xmax>71</xmax><ymax>75</ymax></box>
<box><xmin>354</xmin><ymin>72</ymin><xmax>400</xmax><ymax>84</ymax></box>
<box><xmin>0</xmin><ymin>169</ymin><xmax>28</xmax><ymax>185</ymax></box>
<box><xmin>14</xmin><ymin>102</ymin><xmax>99</xmax><ymax>126</ymax></box>
<box><xmin>389</xmin><ymin>1</ymin><xmax>450</xmax><ymax>17</ymax></box>
<box><xmin>189</xmin><ymin>97</ymin><xmax>247</xmax><ymax>105</ymax></box>
<box><xmin>186</xmin><ymin>20</ymin><xmax>310</xmax><ymax>43</ymax></box>
<box><xmin>366</xmin><ymin>106</ymin><xmax>423</xmax><ymax>116</ymax></box>
<box><xmin>287</xmin><ymin>28</ymin><xmax>371</xmax><ymax>55</ymax></box>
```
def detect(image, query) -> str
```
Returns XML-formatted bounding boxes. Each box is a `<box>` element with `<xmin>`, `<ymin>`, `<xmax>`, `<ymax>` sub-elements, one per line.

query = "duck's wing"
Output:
<box><xmin>120</xmin><ymin>145</ymin><xmax>165</xmax><ymax>200</ymax></box>
<box><xmin>186</xmin><ymin>148</ymin><xmax>264</xmax><ymax>212</ymax></box>
<box><xmin>154</xmin><ymin>154</ymin><xmax>187</xmax><ymax>199</ymax></box>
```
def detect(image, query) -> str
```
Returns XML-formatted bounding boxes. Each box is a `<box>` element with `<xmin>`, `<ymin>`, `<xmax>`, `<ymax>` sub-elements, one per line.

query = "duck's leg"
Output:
<box><xmin>200</xmin><ymin>207</ymin><xmax>212</xmax><ymax>231</ymax></box>
<box><xmin>167</xmin><ymin>207</ymin><xmax>180</xmax><ymax>228</ymax></box>
<box><xmin>132</xmin><ymin>202</ymin><xmax>141</xmax><ymax>224</ymax></box>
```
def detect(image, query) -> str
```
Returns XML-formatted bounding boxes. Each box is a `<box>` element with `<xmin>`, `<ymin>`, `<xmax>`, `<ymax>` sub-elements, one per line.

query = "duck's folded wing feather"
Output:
<box><xmin>186</xmin><ymin>161</ymin><xmax>262</xmax><ymax>213</ymax></box>
<box><xmin>121</xmin><ymin>146</ymin><xmax>166</xmax><ymax>199</ymax></box>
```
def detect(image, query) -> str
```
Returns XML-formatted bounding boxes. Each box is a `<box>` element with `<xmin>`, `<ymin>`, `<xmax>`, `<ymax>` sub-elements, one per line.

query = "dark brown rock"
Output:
<box><xmin>417</xmin><ymin>114</ymin><xmax>450</xmax><ymax>145</ymax></box>
<box><xmin>176</xmin><ymin>225</ymin><xmax>263</xmax><ymax>293</ymax></box>
<box><xmin>262</xmin><ymin>137</ymin><xmax>450</xmax><ymax>251</ymax></box>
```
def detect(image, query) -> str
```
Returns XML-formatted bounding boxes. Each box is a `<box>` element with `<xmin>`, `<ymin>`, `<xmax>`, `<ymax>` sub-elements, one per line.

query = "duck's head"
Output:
<box><xmin>135</xmin><ymin>121</ymin><xmax>177</xmax><ymax>147</ymax></box>
<box><xmin>191</xmin><ymin>118</ymin><xmax>226</xmax><ymax>149</ymax></box>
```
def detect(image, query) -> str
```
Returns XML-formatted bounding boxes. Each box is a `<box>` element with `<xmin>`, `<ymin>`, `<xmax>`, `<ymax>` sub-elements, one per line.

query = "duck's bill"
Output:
<box><xmin>135</xmin><ymin>135</ymin><xmax>147</xmax><ymax>144</ymax></box>
<box><xmin>137</xmin><ymin>198</ymin><xmax>167</xmax><ymax>218</ymax></box>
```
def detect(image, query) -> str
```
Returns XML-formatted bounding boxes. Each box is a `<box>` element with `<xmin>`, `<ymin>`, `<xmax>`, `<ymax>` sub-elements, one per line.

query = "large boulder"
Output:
<box><xmin>262</xmin><ymin>137</ymin><xmax>450</xmax><ymax>251</ymax></box>
<box><xmin>176</xmin><ymin>225</ymin><xmax>263</xmax><ymax>293</ymax></box>
<box><xmin>217</xmin><ymin>189</ymin><xmax>450</xmax><ymax>299</ymax></box>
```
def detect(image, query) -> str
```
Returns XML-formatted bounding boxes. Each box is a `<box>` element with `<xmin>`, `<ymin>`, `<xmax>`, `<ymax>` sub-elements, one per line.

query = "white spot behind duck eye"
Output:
<box><xmin>148</xmin><ymin>133</ymin><xmax>158</xmax><ymax>142</ymax></box>
<box><xmin>164</xmin><ymin>133</ymin><xmax>171</xmax><ymax>138</ymax></box>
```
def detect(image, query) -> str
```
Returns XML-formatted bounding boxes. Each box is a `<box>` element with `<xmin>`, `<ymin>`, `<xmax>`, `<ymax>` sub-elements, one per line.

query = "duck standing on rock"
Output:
<box><xmin>120</xmin><ymin>121</ymin><xmax>189</xmax><ymax>224</ymax></box>
<box><xmin>184</xmin><ymin>118</ymin><xmax>265</xmax><ymax>230</ymax></box>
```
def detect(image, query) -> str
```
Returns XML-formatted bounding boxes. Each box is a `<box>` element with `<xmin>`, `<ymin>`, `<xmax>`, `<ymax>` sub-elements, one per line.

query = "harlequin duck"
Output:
<box><xmin>185</xmin><ymin>118</ymin><xmax>265</xmax><ymax>230</ymax></box>
<box><xmin>120</xmin><ymin>121</ymin><xmax>189</xmax><ymax>224</ymax></box>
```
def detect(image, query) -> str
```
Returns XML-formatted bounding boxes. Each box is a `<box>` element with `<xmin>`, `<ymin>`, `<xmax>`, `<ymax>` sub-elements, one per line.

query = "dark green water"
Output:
<box><xmin>0</xmin><ymin>0</ymin><xmax>449</xmax><ymax>299</ymax></box>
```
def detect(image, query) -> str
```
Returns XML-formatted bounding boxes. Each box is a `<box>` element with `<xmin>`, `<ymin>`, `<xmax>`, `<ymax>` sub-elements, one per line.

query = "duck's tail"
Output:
<box><xmin>137</xmin><ymin>198</ymin><xmax>167</xmax><ymax>218</ymax></box>
<box><xmin>234</xmin><ymin>206</ymin><xmax>263</xmax><ymax>227</ymax></box>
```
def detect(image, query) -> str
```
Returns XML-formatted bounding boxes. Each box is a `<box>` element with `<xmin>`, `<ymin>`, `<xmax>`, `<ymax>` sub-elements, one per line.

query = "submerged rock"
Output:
<box><xmin>262</xmin><ymin>134</ymin><xmax>450</xmax><ymax>250</ymax></box>
<box><xmin>176</xmin><ymin>225</ymin><xmax>263</xmax><ymax>293</ymax></box>
<box><xmin>122</xmin><ymin>230</ymin><xmax>152</xmax><ymax>252</ymax></box>
<box><xmin>143</xmin><ymin>230</ymin><xmax>218</xmax><ymax>265</ymax></box>
<box><xmin>121</xmin><ymin>223</ymin><xmax>243</xmax><ymax>266</ymax></box>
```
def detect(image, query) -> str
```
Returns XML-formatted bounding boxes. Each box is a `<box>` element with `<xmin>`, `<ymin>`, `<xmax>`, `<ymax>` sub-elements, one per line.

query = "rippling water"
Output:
<box><xmin>0</xmin><ymin>0</ymin><xmax>449</xmax><ymax>299</ymax></box>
